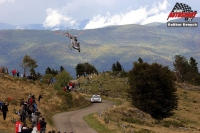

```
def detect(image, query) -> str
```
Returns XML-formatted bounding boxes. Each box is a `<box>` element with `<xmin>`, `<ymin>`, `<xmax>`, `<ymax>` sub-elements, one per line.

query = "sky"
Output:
<box><xmin>0</xmin><ymin>0</ymin><xmax>199</xmax><ymax>29</ymax></box>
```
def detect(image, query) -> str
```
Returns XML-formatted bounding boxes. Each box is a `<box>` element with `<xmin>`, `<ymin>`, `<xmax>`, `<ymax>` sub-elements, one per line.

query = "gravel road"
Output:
<box><xmin>53</xmin><ymin>99</ymin><xmax>114</xmax><ymax>133</ymax></box>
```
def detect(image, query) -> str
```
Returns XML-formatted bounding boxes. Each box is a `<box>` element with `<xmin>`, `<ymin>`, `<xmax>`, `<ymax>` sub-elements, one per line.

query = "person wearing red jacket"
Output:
<box><xmin>15</xmin><ymin>120</ymin><xmax>22</xmax><ymax>133</ymax></box>
<box><xmin>37</xmin><ymin>120</ymin><xmax>41</xmax><ymax>132</ymax></box>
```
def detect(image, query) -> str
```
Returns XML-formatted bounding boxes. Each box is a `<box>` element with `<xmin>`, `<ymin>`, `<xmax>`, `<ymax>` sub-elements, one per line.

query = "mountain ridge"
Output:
<box><xmin>0</xmin><ymin>17</ymin><xmax>199</xmax><ymax>30</ymax></box>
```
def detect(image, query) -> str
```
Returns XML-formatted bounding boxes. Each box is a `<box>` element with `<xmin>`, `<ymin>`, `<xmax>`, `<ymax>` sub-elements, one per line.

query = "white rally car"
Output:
<box><xmin>90</xmin><ymin>95</ymin><xmax>102</xmax><ymax>103</ymax></box>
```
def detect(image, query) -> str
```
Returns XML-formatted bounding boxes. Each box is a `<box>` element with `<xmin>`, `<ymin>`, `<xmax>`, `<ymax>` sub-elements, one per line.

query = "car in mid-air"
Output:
<box><xmin>90</xmin><ymin>95</ymin><xmax>102</xmax><ymax>103</ymax></box>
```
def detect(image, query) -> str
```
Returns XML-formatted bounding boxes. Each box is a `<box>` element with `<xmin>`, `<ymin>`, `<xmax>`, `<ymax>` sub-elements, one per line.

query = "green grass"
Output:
<box><xmin>0</xmin><ymin>130</ymin><xmax>9</xmax><ymax>133</ymax></box>
<box><xmin>84</xmin><ymin>113</ymin><xmax>115</xmax><ymax>133</ymax></box>
<box><xmin>162</xmin><ymin>120</ymin><xmax>184</xmax><ymax>128</ymax></box>
<box><xmin>135</xmin><ymin>128</ymin><xmax>155</xmax><ymax>133</ymax></box>
<box><xmin>101</xmin><ymin>97</ymin><xmax>123</xmax><ymax>106</ymax></box>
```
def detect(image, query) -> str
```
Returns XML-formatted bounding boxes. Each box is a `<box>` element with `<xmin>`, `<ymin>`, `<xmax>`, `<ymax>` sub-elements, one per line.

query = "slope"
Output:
<box><xmin>0</xmin><ymin>74</ymin><xmax>89</xmax><ymax>132</ymax></box>
<box><xmin>78</xmin><ymin>72</ymin><xmax>200</xmax><ymax>133</ymax></box>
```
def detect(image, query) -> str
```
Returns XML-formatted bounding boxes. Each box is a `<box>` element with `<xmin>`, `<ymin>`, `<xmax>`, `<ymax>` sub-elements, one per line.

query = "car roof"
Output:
<box><xmin>92</xmin><ymin>95</ymin><xmax>100</xmax><ymax>97</ymax></box>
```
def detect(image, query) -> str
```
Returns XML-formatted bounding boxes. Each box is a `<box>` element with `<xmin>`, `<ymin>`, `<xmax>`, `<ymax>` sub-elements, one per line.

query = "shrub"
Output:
<box><xmin>42</xmin><ymin>74</ymin><xmax>54</xmax><ymax>84</ymax></box>
<box><xmin>54</xmin><ymin>70</ymin><xmax>72</xmax><ymax>90</ymax></box>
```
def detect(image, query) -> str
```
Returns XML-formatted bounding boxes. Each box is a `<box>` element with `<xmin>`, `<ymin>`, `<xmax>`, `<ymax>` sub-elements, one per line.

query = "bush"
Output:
<box><xmin>128</xmin><ymin>61</ymin><xmax>178</xmax><ymax>120</ymax></box>
<box><xmin>42</xmin><ymin>74</ymin><xmax>54</xmax><ymax>84</ymax></box>
<box><xmin>54</xmin><ymin>70</ymin><xmax>72</xmax><ymax>90</ymax></box>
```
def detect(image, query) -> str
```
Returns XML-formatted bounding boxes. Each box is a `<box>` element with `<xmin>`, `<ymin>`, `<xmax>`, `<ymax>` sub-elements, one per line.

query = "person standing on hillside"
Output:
<box><xmin>40</xmin><ymin>118</ymin><xmax>47</xmax><ymax>133</ymax></box>
<box><xmin>100</xmin><ymin>82</ymin><xmax>102</xmax><ymax>90</ymax></box>
<box><xmin>1</xmin><ymin>102</ymin><xmax>9</xmax><ymax>120</ymax></box>
<box><xmin>15</xmin><ymin>119</ymin><xmax>22</xmax><ymax>133</ymax></box>
<box><xmin>0</xmin><ymin>100</ymin><xmax>2</xmax><ymax>111</ymax></box>
<box><xmin>17</xmin><ymin>70</ymin><xmax>20</xmax><ymax>77</ymax></box>
<box><xmin>19</xmin><ymin>105</ymin><xmax>26</xmax><ymax>123</ymax></box>
<box><xmin>38</xmin><ymin>95</ymin><xmax>43</xmax><ymax>103</ymax></box>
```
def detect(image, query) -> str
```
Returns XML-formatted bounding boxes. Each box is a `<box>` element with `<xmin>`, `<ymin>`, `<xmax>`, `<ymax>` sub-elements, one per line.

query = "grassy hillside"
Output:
<box><xmin>78</xmin><ymin>72</ymin><xmax>200</xmax><ymax>133</ymax></box>
<box><xmin>0</xmin><ymin>74</ymin><xmax>90</xmax><ymax>132</ymax></box>
<box><xmin>0</xmin><ymin>22</ymin><xmax>200</xmax><ymax>77</ymax></box>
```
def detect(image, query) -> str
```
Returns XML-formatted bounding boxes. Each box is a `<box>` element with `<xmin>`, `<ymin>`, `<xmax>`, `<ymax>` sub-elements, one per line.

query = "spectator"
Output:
<box><xmin>37</xmin><ymin>119</ymin><xmax>41</xmax><ymax>132</ymax></box>
<box><xmin>38</xmin><ymin>95</ymin><xmax>43</xmax><ymax>102</ymax></box>
<box><xmin>32</xmin><ymin>113</ymin><xmax>38</xmax><ymax>126</ymax></box>
<box><xmin>27</xmin><ymin>107</ymin><xmax>32</xmax><ymax>122</ymax></box>
<box><xmin>40</xmin><ymin>118</ymin><xmax>47</xmax><ymax>133</ymax></box>
<box><xmin>31</xmin><ymin>127</ymin><xmax>37</xmax><ymax>133</ymax></box>
<box><xmin>15</xmin><ymin>119</ymin><xmax>22</xmax><ymax>133</ymax></box>
<box><xmin>1</xmin><ymin>102</ymin><xmax>9</xmax><ymax>120</ymax></box>
<box><xmin>17</xmin><ymin>71</ymin><xmax>20</xmax><ymax>77</ymax></box>
<box><xmin>20</xmin><ymin>98</ymin><xmax>25</xmax><ymax>107</ymax></box>
<box><xmin>0</xmin><ymin>100</ymin><xmax>2</xmax><ymax>111</ymax></box>
<box><xmin>63</xmin><ymin>86</ymin><xmax>66</xmax><ymax>91</ymax></box>
<box><xmin>19</xmin><ymin>105</ymin><xmax>26</xmax><ymax>122</ymax></box>
<box><xmin>28</xmin><ymin>125</ymin><xmax>33</xmax><ymax>133</ymax></box>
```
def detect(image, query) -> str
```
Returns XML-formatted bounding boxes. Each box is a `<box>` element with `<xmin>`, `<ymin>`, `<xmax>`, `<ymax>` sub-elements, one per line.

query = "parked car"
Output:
<box><xmin>91</xmin><ymin>95</ymin><xmax>102</xmax><ymax>103</ymax></box>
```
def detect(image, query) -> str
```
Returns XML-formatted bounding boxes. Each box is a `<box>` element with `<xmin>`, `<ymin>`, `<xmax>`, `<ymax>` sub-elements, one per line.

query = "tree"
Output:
<box><xmin>45</xmin><ymin>67</ymin><xmax>52</xmax><ymax>74</ymax></box>
<box><xmin>60</xmin><ymin>66</ymin><xmax>65</xmax><ymax>73</ymax></box>
<box><xmin>189</xmin><ymin>57</ymin><xmax>200</xmax><ymax>85</ymax></box>
<box><xmin>128</xmin><ymin>61</ymin><xmax>178</xmax><ymax>120</ymax></box>
<box><xmin>36</xmin><ymin>72</ymin><xmax>42</xmax><ymax>79</ymax></box>
<box><xmin>20</xmin><ymin>55</ymin><xmax>38</xmax><ymax>76</ymax></box>
<box><xmin>75</xmin><ymin>62</ymin><xmax>98</xmax><ymax>76</ymax></box>
<box><xmin>75</xmin><ymin>63</ymin><xmax>85</xmax><ymax>76</ymax></box>
<box><xmin>138</xmin><ymin>57</ymin><xmax>143</xmax><ymax>63</ymax></box>
<box><xmin>30</xmin><ymin>68</ymin><xmax>36</xmax><ymax>76</ymax></box>
<box><xmin>189</xmin><ymin>57</ymin><xmax>199</xmax><ymax>74</ymax></box>
<box><xmin>111</xmin><ymin>63</ymin><xmax>116</xmax><ymax>72</ymax></box>
<box><xmin>173</xmin><ymin>55</ymin><xmax>191</xmax><ymax>82</ymax></box>
<box><xmin>45</xmin><ymin>67</ymin><xmax>58</xmax><ymax>76</ymax></box>
<box><xmin>112</xmin><ymin>61</ymin><xmax>123</xmax><ymax>71</ymax></box>
<box><xmin>116</xmin><ymin>61</ymin><xmax>123</xmax><ymax>71</ymax></box>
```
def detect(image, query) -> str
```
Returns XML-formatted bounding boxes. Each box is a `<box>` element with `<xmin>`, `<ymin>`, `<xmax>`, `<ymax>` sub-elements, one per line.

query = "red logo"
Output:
<box><xmin>167</xmin><ymin>2</ymin><xmax>197</xmax><ymax>21</ymax></box>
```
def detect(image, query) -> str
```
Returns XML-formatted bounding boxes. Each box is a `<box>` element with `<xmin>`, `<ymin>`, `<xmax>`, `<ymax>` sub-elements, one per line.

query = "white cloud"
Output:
<box><xmin>43</xmin><ymin>8</ymin><xmax>77</xmax><ymax>28</ymax></box>
<box><xmin>0</xmin><ymin>0</ymin><xmax>14</xmax><ymax>4</ymax></box>
<box><xmin>84</xmin><ymin>0</ymin><xmax>170</xmax><ymax>29</ymax></box>
<box><xmin>16</xmin><ymin>26</ymin><xmax>24</xmax><ymax>30</ymax></box>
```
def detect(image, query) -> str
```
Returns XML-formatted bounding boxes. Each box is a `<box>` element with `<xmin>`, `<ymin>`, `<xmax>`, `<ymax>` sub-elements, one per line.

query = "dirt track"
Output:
<box><xmin>53</xmin><ymin>99</ymin><xmax>114</xmax><ymax>133</ymax></box>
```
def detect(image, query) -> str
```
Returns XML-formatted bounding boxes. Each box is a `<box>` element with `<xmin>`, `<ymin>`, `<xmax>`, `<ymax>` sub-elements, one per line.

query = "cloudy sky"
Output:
<box><xmin>0</xmin><ymin>0</ymin><xmax>199</xmax><ymax>29</ymax></box>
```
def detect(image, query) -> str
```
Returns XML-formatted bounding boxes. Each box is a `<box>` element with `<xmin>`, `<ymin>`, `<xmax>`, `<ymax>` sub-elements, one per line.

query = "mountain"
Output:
<box><xmin>0</xmin><ymin>22</ymin><xmax>16</xmax><ymax>29</ymax></box>
<box><xmin>0</xmin><ymin>21</ymin><xmax>199</xmax><ymax>77</ymax></box>
<box><xmin>0</xmin><ymin>17</ymin><xmax>199</xmax><ymax>30</ymax></box>
<box><xmin>24</xmin><ymin>24</ymin><xmax>45</xmax><ymax>30</ymax></box>
<box><xmin>78</xmin><ymin>19</ymin><xmax>90</xmax><ymax>29</ymax></box>
<box><xmin>144</xmin><ymin>22</ymin><xmax>164</xmax><ymax>26</ymax></box>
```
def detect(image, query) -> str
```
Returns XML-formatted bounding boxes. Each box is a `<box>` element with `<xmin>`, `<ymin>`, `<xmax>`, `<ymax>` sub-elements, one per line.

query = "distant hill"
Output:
<box><xmin>144</xmin><ymin>22</ymin><xmax>164</xmax><ymax>26</ymax></box>
<box><xmin>0</xmin><ymin>21</ymin><xmax>199</xmax><ymax>77</ymax></box>
<box><xmin>0</xmin><ymin>22</ymin><xmax>16</xmax><ymax>29</ymax></box>
<box><xmin>0</xmin><ymin>17</ymin><xmax>199</xmax><ymax>30</ymax></box>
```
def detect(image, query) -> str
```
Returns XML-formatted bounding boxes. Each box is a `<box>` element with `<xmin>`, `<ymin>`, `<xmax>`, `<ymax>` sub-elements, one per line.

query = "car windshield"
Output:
<box><xmin>92</xmin><ymin>95</ymin><xmax>100</xmax><ymax>98</ymax></box>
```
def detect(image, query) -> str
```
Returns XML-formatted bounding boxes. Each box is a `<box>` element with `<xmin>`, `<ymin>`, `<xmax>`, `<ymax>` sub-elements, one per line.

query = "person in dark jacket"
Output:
<box><xmin>40</xmin><ymin>118</ymin><xmax>47</xmax><ymax>133</ymax></box>
<box><xmin>38</xmin><ymin>95</ymin><xmax>43</xmax><ymax>102</ymax></box>
<box><xmin>1</xmin><ymin>102</ymin><xmax>9</xmax><ymax>120</ymax></box>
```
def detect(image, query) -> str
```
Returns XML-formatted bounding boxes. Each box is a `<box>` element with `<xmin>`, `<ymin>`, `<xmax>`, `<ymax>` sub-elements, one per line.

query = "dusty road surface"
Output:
<box><xmin>53</xmin><ymin>99</ymin><xmax>114</xmax><ymax>133</ymax></box>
